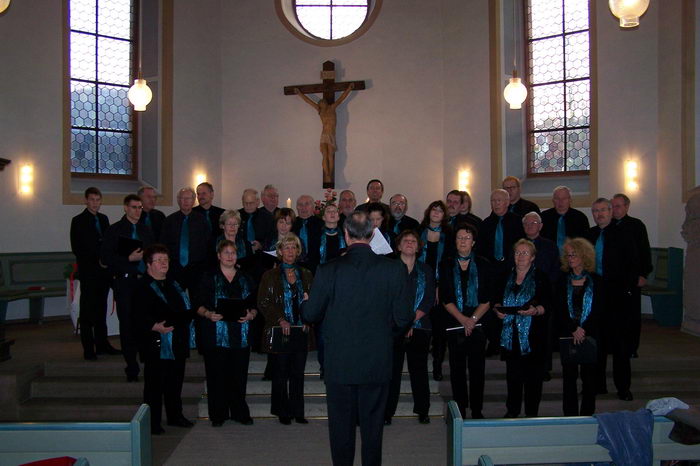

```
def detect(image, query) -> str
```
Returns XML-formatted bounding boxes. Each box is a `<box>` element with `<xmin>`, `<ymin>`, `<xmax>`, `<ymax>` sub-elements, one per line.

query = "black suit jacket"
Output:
<box><xmin>302</xmin><ymin>244</ymin><xmax>414</xmax><ymax>384</ymax></box>
<box><xmin>388</xmin><ymin>215</ymin><xmax>420</xmax><ymax>236</ymax></box>
<box><xmin>101</xmin><ymin>216</ymin><xmax>155</xmax><ymax>277</ymax></box>
<box><xmin>160</xmin><ymin>211</ymin><xmax>209</xmax><ymax>270</ymax></box>
<box><xmin>193</xmin><ymin>205</ymin><xmax>225</xmax><ymax>239</ymax></box>
<box><xmin>509</xmin><ymin>198</ymin><xmax>541</xmax><ymax>217</ymax></box>
<box><xmin>475</xmin><ymin>212</ymin><xmax>525</xmax><ymax>266</ymax></box>
<box><xmin>254</xmin><ymin>207</ymin><xmax>279</xmax><ymax>244</ymax></box>
<box><xmin>138</xmin><ymin>208</ymin><xmax>166</xmax><ymax>240</ymax></box>
<box><xmin>292</xmin><ymin>215</ymin><xmax>324</xmax><ymax>262</ymax></box>
<box><xmin>584</xmin><ymin>223</ymin><xmax>639</xmax><ymax>291</ymax></box>
<box><xmin>616</xmin><ymin>215</ymin><xmax>652</xmax><ymax>278</ymax></box>
<box><xmin>70</xmin><ymin>208</ymin><xmax>110</xmax><ymax>276</ymax></box>
<box><xmin>541</xmin><ymin>207</ymin><xmax>590</xmax><ymax>244</ymax></box>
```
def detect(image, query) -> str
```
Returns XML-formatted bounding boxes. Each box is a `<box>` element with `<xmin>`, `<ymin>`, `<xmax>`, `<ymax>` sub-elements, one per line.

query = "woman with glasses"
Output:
<box><xmin>494</xmin><ymin>239</ymin><xmax>551</xmax><ymax>418</ymax></box>
<box><xmin>439</xmin><ymin>223</ymin><xmax>492</xmax><ymax>419</ymax></box>
<box><xmin>214</xmin><ymin>210</ymin><xmax>252</xmax><ymax>270</ymax></box>
<box><xmin>556</xmin><ymin>238</ymin><xmax>602</xmax><ymax>416</ymax></box>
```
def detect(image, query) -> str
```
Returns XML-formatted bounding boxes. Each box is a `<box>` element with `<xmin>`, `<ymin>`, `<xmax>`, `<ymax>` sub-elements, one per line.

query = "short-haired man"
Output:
<box><xmin>585</xmin><ymin>198</ymin><xmax>639</xmax><ymax>401</ymax></box>
<box><xmin>254</xmin><ymin>184</ymin><xmax>280</xmax><ymax>243</ymax></box>
<box><xmin>70</xmin><ymin>187</ymin><xmax>117</xmax><ymax>360</ymax></box>
<box><xmin>193</xmin><ymin>182</ymin><xmax>225</xmax><ymax>238</ymax></box>
<box><xmin>160</xmin><ymin>188</ymin><xmax>209</xmax><ymax>294</ymax></box>
<box><xmin>302</xmin><ymin>211</ymin><xmax>413</xmax><ymax>466</ymax></box>
<box><xmin>502</xmin><ymin>176</ymin><xmax>540</xmax><ymax>217</ymax></box>
<box><xmin>445</xmin><ymin>190</ymin><xmax>469</xmax><ymax>228</ymax></box>
<box><xmin>387</xmin><ymin>193</ymin><xmax>419</xmax><ymax>238</ymax></box>
<box><xmin>292</xmin><ymin>194</ymin><xmax>323</xmax><ymax>269</ymax></box>
<box><xmin>338</xmin><ymin>189</ymin><xmax>357</xmax><ymax>227</ymax></box>
<box><xmin>101</xmin><ymin>193</ymin><xmax>155</xmax><ymax>381</ymax></box>
<box><xmin>458</xmin><ymin>190</ymin><xmax>483</xmax><ymax>232</ymax></box>
<box><xmin>238</xmin><ymin>188</ymin><xmax>262</xmax><ymax>253</ymax></box>
<box><xmin>612</xmin><ymin>193</ymin><xmax>652</xmax><ymax>357</ymax></box>
<box><xmin>540</xmin><ymin>186</ymin><xmax>590</xmax><ymax>249</ymax></box>
<box><xmin>356</xmin><ymin>179</ymin><xmax>390</xmax><ymax>217</ymax></box>
<box><xmin>137</xmin><ymin>186</ymin><xmax>166</xmax><ymax>239</ymax></box>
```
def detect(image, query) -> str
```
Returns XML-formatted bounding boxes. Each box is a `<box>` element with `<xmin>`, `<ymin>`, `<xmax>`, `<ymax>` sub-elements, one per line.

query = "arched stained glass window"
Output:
<box><xmin>526</xmin><ymin>0</ymin><xmax>591</xmax><ymax>175</ymax></box>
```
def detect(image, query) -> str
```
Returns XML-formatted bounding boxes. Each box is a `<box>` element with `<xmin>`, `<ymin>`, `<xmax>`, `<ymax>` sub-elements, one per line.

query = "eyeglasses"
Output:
<box><xmin>523</xmin><ymin>221</ymin><xmax>541</xmax><ymax>226</ymax></box>
<box><xmin>455</xmin><ymin>236</ymin><xmax>473</xmax><ymax>241</ymax></box>
<box><xmin>390</xmin><ymin>201</ymin><xmax>406</xmax><ymax>206</ymax></box>
<box><xmin>514</xmin><ymin>250</ymin><xmax>532</xmax><ymax>257</ymax></box>
<box><xmin>566</xmin><ymin>253</ymin><xmax>578</xmax><ymax>258</ymax></box>
<box><xmin>225</xmin><ymin>222</ymin><xmax>240</xmax><ymax>227</ymax></box>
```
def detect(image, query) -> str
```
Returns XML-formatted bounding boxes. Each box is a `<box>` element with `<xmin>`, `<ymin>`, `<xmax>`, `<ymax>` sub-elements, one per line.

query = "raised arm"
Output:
<box><xmin>294</xmin><ymin>88</ymin><xmax>319</xmax><ymax>110</ymax></box>
<box><xmin>332</xmin><ymin>83</ymin><xmax>354</xmax><ymax>108</ymax></box>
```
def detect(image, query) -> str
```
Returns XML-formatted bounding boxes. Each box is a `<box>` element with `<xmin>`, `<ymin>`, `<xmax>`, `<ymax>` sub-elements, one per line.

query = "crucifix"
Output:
<box><xmin>284</xmin><ymin>61</ymin><xmax>366</xmax><ymax>189</ymax></box>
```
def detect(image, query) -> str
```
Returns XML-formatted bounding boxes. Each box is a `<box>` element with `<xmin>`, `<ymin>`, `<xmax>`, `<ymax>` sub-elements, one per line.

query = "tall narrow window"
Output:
<box><xmin>526</xmin><ymin>0</ymin><xmax>590</xmax><ymax>175</ymax></box>
<box><xmin>69</xmin><ymin>0</ymin><xmax>136</xmax><ymax>177</ymax></box>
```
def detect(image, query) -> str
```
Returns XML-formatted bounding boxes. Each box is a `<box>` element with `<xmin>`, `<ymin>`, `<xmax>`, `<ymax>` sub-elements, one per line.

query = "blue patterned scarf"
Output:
<box><xmin>281</xmin><ymin>264</ymin><xmax>304</xmax><ymax>325</ymax></box>
<box><xmin>214</xmin><ymin>272</ymin><xmax>251</xmax><ymax>348</ymax></box>
<box><xmin>149</xmin><ymin>279</ymin><xmax>192</xmax><ymax>359</ymax></box>
<box><xmin>500</xmin><ymin>266</ymin><xmax>536</xmax><ymax>355</ymax></box>
<box><xmin>412</xmin><ymin>264</ymin><xmax>426</xmax><ymax>329</ymax></box>
<box><xmin>453</xmin><ymin>254</ymin><xmax>479</xmax><ymax>311</ymax></box>
<box><xmin>567</xmin><ymin>272</ymin><xmax>594</xmax><ymax>325</ymax></box>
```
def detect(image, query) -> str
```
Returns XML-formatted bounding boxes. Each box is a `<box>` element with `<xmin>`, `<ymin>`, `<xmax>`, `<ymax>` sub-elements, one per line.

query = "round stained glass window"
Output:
<box><xmin>294</xmin><ymin>1</ymin><xmax>369</xmax><ymax>40</ymax></box>
<box><xmin>276</xmin><ymin>0</ymin><xmax>381</xmax><ymax>47</ymax></box>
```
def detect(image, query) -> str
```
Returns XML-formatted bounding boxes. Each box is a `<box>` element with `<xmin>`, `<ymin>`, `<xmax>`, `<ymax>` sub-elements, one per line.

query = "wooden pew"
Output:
<box><xmin>0</xmin><ymin>252</ymin><xmax>75</xmax><ymax>361</ymax></box>
<box><xmin>0</xmin><ymin>404</ymin><xmax>151</xmax><ymax>466</ymax></box>
<box><xmin>642</xmin><ymin>247</ymin><xmax>684</xmax><ymax>327</ymax></box>
<box><xmin>446</xmin><ymin>401</ymin><xmax>700</xmax><ymax>466</ymax></box>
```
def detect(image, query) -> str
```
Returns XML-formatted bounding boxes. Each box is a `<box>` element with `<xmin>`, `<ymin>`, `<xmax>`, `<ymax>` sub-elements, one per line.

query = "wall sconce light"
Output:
<box><xmin>458</xmin><ymin>169</ymin><xmax>470</xmax><ymax>192</ymax></box>
<box><xmin>19</xmin><ymin>164</ymin><xmax>33</xmax><ymax>195</ymax></box>
<box><xmin>0</xmin><ymin>0</ymin><xmax>11</xmax><ymax>14</ymax></box>
<box><xmin>609</xmin><ymin>0</ymin><xmax>650</xmax><ymax>28</ymax></box>
<box><xmin>625</xmin><ymin>160</ymin><xmax>639</xmax><ymax>191</ymax></box>
<box><xmin>194</xmin><ymin>172</ymin><xmax>207</xmax><ymax>187</ymax></box>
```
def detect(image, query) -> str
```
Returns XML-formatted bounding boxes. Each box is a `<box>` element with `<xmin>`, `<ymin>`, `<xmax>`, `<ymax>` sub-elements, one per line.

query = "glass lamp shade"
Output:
<box><xmin>0</xmin><ymin>0</ymin><xmax>10</xmax><ymax>14</ymax></box>
<box><xmin>609</xmin><ymin>0</ymin><xmax>650</xmax><ymax>28</ymax></box>
<box><xmin>127</xmin><ymin>78</ymin><xmax>153</xmax><ymax>111</ymax></box>
<box><xmin>503</xmin><ymin>76</ymin><xmax>527</xmax><ymax>110</ymax></box>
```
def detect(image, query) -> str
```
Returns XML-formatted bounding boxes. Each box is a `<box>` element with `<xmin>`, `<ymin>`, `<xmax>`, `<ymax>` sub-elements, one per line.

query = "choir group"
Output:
<box><xmin>69</xmin><ymin>177</ymin><xmax>651</xmax><ymax>434</ymax></box>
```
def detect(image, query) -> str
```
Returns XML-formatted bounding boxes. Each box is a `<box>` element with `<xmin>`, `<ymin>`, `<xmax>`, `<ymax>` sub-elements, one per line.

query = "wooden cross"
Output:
<box><xmin>284</xmin><ymin>61</ymin><xmax>366</xmax><ymax>188</ymax></box>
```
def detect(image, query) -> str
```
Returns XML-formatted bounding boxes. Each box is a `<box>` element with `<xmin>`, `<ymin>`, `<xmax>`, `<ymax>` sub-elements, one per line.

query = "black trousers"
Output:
<box><xmin>203</xmin><ymin>346</ymin><xmax>251</xmax><ymax>423</ymax></box>
<box><xmin>326</xmin><ymin>382</ymin><xmax>389</xmax><ymax>466</ymax></box>
<box><xmin>430</xmin><ymin>305</ymin><xmax>447</xmax><ymax>372</ymax></box>
<box><xmin>78</xmin><ymin>276</ymin><xmax>110</xmax><ymax>355</ymax></box>
<box><xmin>562</xmin><ymin>362</ymin><xmax>597</xmax><ymax>416</ymax></box>
<box><xmin>505</xmin><ymin>355</ymin><xmax>545</xmax><ymax>417</ymax></box>
<box><xmin>597</xmin><ymin>291</ymin><xmax>633</xmax><ymax>394</ymax></box>
<box><xmin>143</xmin><ymin>357</ymin><xmax>186</xmax><ymax>430</ymax></box>
<box><xmin>385</xmin><ymin>329</ymin><xmax>430</xmax><ymax>418</ymax></box>
<box><xmin>270</xmin><ymin>351</ymin><xmax>307</xmax><ymax>418</ymax></box>
<box><xmin>113</xmin><ymin>275</ymin><xmax>140</xmax><ymax>377</ymax></box>
<box><xmin>447</xmin><ymin>328</ymin><xmax>486</xmax><ymax>418</ymax></box>
<box><xmin>629</xmin><ymin>286</ymin><xmax>642</xmax><ymax>354</ymax></box>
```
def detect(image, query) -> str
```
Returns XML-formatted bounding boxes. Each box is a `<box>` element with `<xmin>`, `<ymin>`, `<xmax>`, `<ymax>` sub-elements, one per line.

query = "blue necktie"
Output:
<box><xmin>246</xmin><ymin>215</ymin><xmax>255</xmax><ymax>243</ymax></box>
<box><xmin>557</xmin><ymin>215</ymin><xmax>566</xmax><ymax>249</ymax></box>
<box><xmin>494</xmin><ymin>216</ymin><xmax>504</xmax><ymax>261</ymax></box>
<box><xmin>595</xmin><ymin>229</ymin><xmax>604</xmax><ymax>275</ymax></box>
<box><xmin>509</xmin><ymin>204</ymin><xmax>515</xmax><ymax>213</ymax></box>
<box><xmin>94</xmin><ymin>215</ymin><xmax>102</xmax><ymax>236</ymax></box>
<box><xmin>144</xmin><ymin>211</ymin><xmax>151</xmax><ymax>228</ymax></box>
<box><xmin>204</xmin><ymin>210</ymin><xmax>212</xmax><ymax>232</ymax></box>
<box><xmin>300</xmin><ymin>219</ymin><xmax>308</xmax><ymax>254</ymax></box>
<box><xmin>180</xmin><ymin>216</ymin><xmax>189</xmax><ymax>267</ymax></box>
<box><xmin>393</xmin><ymin>219</ymin><xmax>400</xmax><ymax>235</ymax></box>
<box><xmin>131</xmin><ymin>224</ymin><xmax>145</xmax><ymax>273</ymax></box>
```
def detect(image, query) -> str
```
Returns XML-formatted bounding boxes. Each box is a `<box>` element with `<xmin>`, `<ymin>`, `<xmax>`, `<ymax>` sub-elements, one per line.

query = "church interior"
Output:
<box><xmin>1</xmin><ymin>0</ymin><xmax>700</xmax><ymax>464</ymax></box>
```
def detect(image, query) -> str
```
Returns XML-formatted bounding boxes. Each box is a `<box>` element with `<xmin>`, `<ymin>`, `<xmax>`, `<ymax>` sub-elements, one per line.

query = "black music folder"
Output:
<box><xmin>268</xmin><ymin>326</ymin><xmax>308</xmax><ymax>353</ymax></box>
<box><xmin>216</xmin><ymin>298</ymin><xmax>247</xmax><ymax>322</ymax></box>
<box><xmin>117</xmin><ymin>236</ymin><xmax>143</xmax><ymax>257</ymax></box>
<box><xmin>559</xmin><ymin>336</ymin><xmax>597</xmax><ymax>365</ymax></box>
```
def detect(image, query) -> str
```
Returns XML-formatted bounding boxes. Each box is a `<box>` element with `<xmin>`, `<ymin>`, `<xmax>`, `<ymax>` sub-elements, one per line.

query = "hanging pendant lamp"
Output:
<box><xmin>609</xmin><ymin>0</ymin><xmax>650</xmax><ymax>28</ymax></box>
<box><xmin>0</xmin><ymin>0</ymin><xmax>11</xmax><ymax>14</ymax></box>
<box><xmin>128</xmin><ymin>2</ymin><xmax>152</xmax><ymax>111</ymax></box>
<box><xmin>503</xmin><ymin>0</ymin><xmax>527</xmax><ymax>110</ymax></box>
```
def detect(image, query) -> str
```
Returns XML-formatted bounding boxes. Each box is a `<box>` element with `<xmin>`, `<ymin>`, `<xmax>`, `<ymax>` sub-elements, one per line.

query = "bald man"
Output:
<box><xmin>540</xmin><ymin>186</ymin><xmax>590</xmax><ymax>249</ymax></box>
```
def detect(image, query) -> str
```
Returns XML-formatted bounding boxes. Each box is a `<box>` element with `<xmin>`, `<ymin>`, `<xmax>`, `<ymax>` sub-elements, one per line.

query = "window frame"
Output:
<box><xmin>524</xmin><ymin>0</ymin><xmax>592</xmax><ymax>178</ymax></box>
<box><xmin>292</xmin><ymin>0</ymin><xmax>370</xmax><ymax>42</ymax></box>
<box><xmin>68</xmin><ymin>0</ymin><xmax>140</xmax><ymax>180</ymax></box>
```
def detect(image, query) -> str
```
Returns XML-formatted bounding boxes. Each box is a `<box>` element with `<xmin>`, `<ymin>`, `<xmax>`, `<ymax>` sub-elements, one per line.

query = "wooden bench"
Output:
<box><xmin>642</xmin><ymin>247</ymin><xmax>684</xmax><ymax>326</ymax></box>
<box><xmin>0</xmin><ymin>252</ymin><xmax>75</xmax><ymax>361</ymax></box>
<box><xmin>0</xmin><ymin>404</ymin><xmax>151</xmax><ymax>466</ymax></box>
<box><xmin>446</xmin><ymin>401</ymin><xmax>700</xmax><ymax>466</ymax></box>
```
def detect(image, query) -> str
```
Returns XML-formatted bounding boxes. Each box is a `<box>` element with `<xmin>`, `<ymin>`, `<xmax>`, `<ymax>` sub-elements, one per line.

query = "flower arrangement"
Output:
<box><xmin>314</xmin><ymin>188</ymin><xmax>338</xmax><ymax>217</ymax></box>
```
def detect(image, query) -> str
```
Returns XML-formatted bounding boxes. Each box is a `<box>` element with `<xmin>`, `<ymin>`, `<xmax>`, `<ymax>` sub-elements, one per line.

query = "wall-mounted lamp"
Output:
<box><xmin>194</xmin><ymin>172</ymin><xmax>207</xmax><ymax>187</ymax></box>
<box><xmin>458</xmin><ymin>169</ymin><xmax>471</xmax><ymax>192</ymax></box>
<box><xmin>609</xmin><ymin>0</ymin><xmax>650</xmax><ymax>28</ymax></box>
<box><xmin>19</xmin><ymin>164</ymin><xmax>33</xmax><ymax>195</ymax></box>
<box><xmin>0</xmin><ymin>0</ymin><xmax>11</xmax><ymax>14</ymax></box>
<box><xmin>625</xmin><ymin>160</ymin><xmax>639</xmax><ymax>191</ymax></box>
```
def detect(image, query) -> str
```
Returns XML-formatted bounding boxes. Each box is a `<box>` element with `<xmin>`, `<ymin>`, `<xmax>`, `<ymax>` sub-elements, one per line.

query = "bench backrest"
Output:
<box><xmin>0</xmin><ymin>404</ymin><xmax>150</xmax><ymax>466</ymax></box>
<box><xmin>0</xmin><ymin>252</ymin><xmax>75</xmax><ymax>291</ymax></box>
<box><xmin>647</xmin><ymin>247</ymin><xmax>684</xmax><ymax>291</ymax></box>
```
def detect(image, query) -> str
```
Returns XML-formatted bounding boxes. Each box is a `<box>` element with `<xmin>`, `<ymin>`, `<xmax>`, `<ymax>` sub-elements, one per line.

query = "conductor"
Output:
<box><xmin>302</xmin><ymin>211</ymin><xmax>414</xmax><ymax>466</ymax></box>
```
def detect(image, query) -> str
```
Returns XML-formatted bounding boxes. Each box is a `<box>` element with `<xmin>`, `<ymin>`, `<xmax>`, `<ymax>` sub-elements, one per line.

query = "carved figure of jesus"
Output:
<box><xmin>294</xmin><ymin>83</ymin><xmax>354</xmax><ymax>186</ymax></box>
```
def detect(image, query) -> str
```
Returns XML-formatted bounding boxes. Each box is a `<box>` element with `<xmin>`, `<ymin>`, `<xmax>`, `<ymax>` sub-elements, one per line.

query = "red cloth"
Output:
<box><xmin>20</xmin><ymin>457</ymin><xmax>76</xmax><ymax>466</ymax></box>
